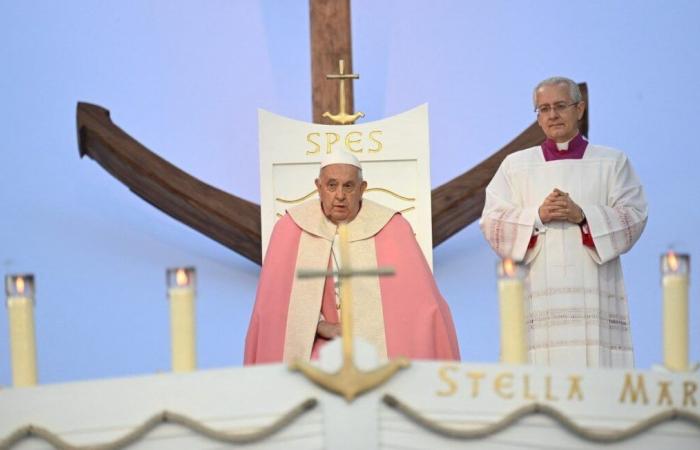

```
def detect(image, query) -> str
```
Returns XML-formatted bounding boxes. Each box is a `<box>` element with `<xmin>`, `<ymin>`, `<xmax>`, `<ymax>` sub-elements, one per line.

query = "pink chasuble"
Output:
<box><xmin>244</xmin><ymin>202</ymin><xmax>460</xmax><ymax>364</ymax></box>
<box><xmin>375</xmin><ymin>216</ymin><xmax>460</xmax><ymax>360</ymax></box>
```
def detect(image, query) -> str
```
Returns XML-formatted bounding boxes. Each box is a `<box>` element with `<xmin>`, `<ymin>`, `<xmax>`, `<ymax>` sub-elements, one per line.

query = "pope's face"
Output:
<box><xmin>535</xmin><ymin>83</ymin><xmax>586</xmax><ymax>142</ymax></box>
<box><xmin>315</xmin><ymin>164</ymin><xmax>367</xmax><ymax>224</ymax></box>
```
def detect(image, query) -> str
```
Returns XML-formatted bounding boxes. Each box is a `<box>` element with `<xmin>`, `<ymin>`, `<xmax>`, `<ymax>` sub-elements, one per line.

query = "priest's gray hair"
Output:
<box><xmin>533</xmin><ymin>76</ymin><xmax>582</xmax><ymax>107</ymax></box>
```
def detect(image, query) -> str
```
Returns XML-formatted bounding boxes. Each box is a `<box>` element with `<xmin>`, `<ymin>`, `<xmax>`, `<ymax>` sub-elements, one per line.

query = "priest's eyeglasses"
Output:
<box><xmin>324</xmin><ymin>181</ymin><xmax>358</xmax><ymax>194</ymax></box>
<box><xmin>535</xmin><ymin>102</ymin><xmax>579</xmax><ymax>115</ymax></box>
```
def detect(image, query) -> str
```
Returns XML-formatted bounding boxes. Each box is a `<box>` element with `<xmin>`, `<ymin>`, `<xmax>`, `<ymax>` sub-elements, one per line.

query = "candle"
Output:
<box><xmin>497</xmin><ymin>259</ymin><xmax>528</xmax><ymax>364</ymax></box>
<box><xmin>661</xmin><ymin>251</ymin><xmax>690</xmax><ymax>372</ymax></box>
<box><xmin>5</xmin><ymin>274</ymin><xmax>38</xmax><ymax>387</ymax></box>
<box><xmin>167</xmin><ymin>267</ymin><xmax>196</xmax><ymax>372</ymax></box>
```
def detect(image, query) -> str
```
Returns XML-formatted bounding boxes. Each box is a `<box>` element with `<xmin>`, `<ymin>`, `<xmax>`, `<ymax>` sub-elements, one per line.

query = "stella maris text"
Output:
<box><xmin>435</xmin><ymin>365</ymin><xmax>698</xmax><ymax>408</ymax></box>
<box><xmin>306</xmin><ymin>130</ymin><xmax>383</xmax><ymax>155</ymax></box>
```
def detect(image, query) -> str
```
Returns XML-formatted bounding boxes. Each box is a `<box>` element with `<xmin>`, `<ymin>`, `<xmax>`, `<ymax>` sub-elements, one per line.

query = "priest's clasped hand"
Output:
<box><xmin>317</xmin><ymin>320</ymin><xmax>342</xmax><ymax>339</ymax></box>
<box><xmin>538</xmin><ymin>188</ymin><xmax>585</xmax><ymax>224</ymax></box>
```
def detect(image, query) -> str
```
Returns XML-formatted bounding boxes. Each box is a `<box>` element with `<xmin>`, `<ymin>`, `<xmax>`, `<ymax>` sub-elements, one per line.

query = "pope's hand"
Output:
<box><xmin>317</xmin><ymin>320</ymin><xmax>341</xmax><ymax>339</ymax></box>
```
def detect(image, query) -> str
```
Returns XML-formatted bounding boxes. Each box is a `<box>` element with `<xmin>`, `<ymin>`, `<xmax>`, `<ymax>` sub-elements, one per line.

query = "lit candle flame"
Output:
<box><xmin>15</xmin><ymin>277</ymin><xmax>25</xmax><ymax>295</ymax></box>
<box><xmin>175</xmin><ymin>269</ymin><xmax>189</xmax><ymax>287</ymax></box>
<box><xmin>503</xmin><ymin>259</ymin><xmax>515</xmax><ymax>277</ymax></box>
<box><xmin>667</xmin><ymin>251</ymin><xmax>679</xmax><ymax>272</ymax></box>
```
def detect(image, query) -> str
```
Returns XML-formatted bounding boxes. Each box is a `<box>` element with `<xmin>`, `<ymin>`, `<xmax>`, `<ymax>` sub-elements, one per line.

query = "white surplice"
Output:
<box><xmin>480</xmin><ymin>144</ymin><xmax>648</xmax><ymax>367</ymax></box>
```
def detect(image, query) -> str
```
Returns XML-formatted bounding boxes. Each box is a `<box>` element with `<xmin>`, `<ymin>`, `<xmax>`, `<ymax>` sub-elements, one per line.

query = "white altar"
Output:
<box><xmin>2</xmin><ymin>339</ymin><xmax>699</xmax><ymax>449</ymax></box>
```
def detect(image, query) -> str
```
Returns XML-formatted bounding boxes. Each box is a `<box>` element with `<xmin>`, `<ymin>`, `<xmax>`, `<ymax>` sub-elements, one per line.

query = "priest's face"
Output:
<box><xmin>315</xmin><ymin>164</ymin><xmax>367</xmax><ymax>224</ymax></box>
<box><xmin>535</xmin><ymin>82</ymin><xmax>586</xmax><ymax>142</ymax></box>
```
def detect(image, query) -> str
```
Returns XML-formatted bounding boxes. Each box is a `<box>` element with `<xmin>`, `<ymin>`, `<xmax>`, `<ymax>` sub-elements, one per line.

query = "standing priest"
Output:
<box><xmin>481</xmin><ymin>76</ymin><xmax>647</xmax><ymax>367</ymax></box>
<box><xmin>245</xmin><ymin>151</ymin><xmax>460</xmax><ymax>364</ymax></box>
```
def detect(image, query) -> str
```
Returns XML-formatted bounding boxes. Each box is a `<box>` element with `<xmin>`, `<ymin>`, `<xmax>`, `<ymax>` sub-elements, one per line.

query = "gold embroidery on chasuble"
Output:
<box><xmin>283</xmin><ymin>199</ymin><xmax>395</xmax><ymax>362</ymax></box>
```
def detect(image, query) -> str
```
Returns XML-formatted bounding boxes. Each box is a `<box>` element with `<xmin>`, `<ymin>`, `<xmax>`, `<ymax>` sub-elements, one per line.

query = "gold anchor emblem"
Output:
<box><xmin>322</xmin><ymin>59</ymin><xmax>365</xmax><ymax>125</ymax></box>
<box><xmin>291</xmin><ymin>224</ymin><xmax>410</xmax><ymax>402</ymax></box>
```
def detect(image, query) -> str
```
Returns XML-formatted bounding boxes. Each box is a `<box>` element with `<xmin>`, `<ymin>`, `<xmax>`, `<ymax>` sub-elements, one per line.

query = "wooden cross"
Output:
<box><xmin>76</xmin><ymin>0</ymin><xmax>589</xmax><ymax>265</ymax></box>
<box><xmin>309</xmin><ymin>0</ymin><xmax>355</xmax><ymax>125</ymax></box>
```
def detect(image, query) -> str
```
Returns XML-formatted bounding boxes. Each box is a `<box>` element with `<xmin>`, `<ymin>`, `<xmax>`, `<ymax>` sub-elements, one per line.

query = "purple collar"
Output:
<box><xmin>541</xmin><ymin>133</ymin><xmax>588</xmax><ymax>161</ymax></box>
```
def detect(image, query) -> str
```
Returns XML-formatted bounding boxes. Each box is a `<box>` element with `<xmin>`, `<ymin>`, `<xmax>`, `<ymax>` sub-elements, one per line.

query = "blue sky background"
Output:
<box><xmin>1</xmin><ymin>0</ymin><xmax>699</xmax><ymax>386</ymax></box>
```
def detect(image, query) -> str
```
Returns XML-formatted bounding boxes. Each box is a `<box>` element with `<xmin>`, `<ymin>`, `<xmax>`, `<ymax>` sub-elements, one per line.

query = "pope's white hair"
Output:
<box><xmin>533</xmin><ymin>76</ymin><xmax>582</xmax><ymax>108</ymax></box>
<box><xmin>318</xmin><ymin>164</ymin><xmax>363</xmax><ymax>181</ymax></box>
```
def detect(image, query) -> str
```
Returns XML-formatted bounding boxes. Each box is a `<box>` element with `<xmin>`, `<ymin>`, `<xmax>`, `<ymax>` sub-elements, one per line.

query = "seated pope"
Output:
<box><xmin>244</xmin><ymin>151</ymin><xmax>460</xmax><ymax>364</ymax></box>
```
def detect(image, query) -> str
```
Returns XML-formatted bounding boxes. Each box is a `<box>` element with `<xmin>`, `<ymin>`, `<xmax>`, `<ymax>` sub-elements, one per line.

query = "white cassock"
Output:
<box><xmin>480</xmin><ymin>144</ymin><xmax>648</xmax><ymax>367</ymax></box>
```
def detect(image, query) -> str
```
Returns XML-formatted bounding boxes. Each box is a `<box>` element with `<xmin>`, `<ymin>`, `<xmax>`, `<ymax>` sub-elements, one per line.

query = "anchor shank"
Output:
<box><xmin>338</xmin><ymin>79</ymin><xmax>347</xmax><ymax>115</ymax></box>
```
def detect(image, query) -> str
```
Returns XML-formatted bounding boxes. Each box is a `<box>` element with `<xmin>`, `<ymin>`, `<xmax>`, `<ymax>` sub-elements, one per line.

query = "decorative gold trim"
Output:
<box><xmin>398</xmin><ymin>207</ymin><xmax>415</xmax><ymax>214</ymax></box>
<box><xmin>322</xmin><ymin>59</ymin><xmax>365</xmax><ymax>125</ymax></box>
<box><xmin>382</xmin><ymin>394</ymin><xmax>700</xmax><ymax>443</ymax></box>
<box><xmin>275</xmin><ymin>187</ymin><xmax>414</xmax><ymax>205</ymax></box>
<box><xmin>291</xmin><ymin>358</ymin><xmax>410</xmax><ymax>403</ymax></box>
<box><xmin>0</xmin><ymin>399</ymin><xmax>318</xmax><ymax>450</ymax></box>
<box><xmin>276</xmin><ymin>190</ymin><xmax>318</xmax><ymax>204</ymax></box>
<box><xmin>366</xmin><ymin>188</ymin><xmax>415</xmax><ymax>202</ymax></box>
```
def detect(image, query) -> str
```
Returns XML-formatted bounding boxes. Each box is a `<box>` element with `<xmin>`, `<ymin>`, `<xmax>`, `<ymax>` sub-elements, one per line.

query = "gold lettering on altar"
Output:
<box><xmin>567</xmin><ymin>375</ymin><xmax>584</xmax><ymax>401</ymax></box>
<box><xmin>619</xmin><ymin>373</ymin><xmax>649</xmax><ymax>404</ymax></box>
<box><xmin>684</xmin><ymin>381</ymin><xmax>697</xmax><ymax>407</ymax></box>
<box><xmin>523</xmin><ymin>375</ymin><xmax>536</xmax><ymax>400</ymax></box>
<box><xmin>306</xmin><ymin>132</ymin><xmax>320</xmax><ymax>155</ymax></box>
<box><xmin>683</xmin><ymin>381</ymin><xmax>698</xmax><ymax>406</ymax></box>
<box><xmin>521</xmin><ymin>375</ymin><xmax>562</xmax><ymax>401</ymax></box>
<box><xmin>466</xmin><ymin>371</ymin><xmax>485</xmax><ymax>398</ymax></box>
<box><xmin>433</xmin><ymin>366</ymin><xmax>587</xmax><ymax>403</ymax></box>
<box><xmin>368</xmin><ymin>130</ymin><xmax>383</xmax><ymax>152</ymax></box>
<box><xmin>657</xmin><ymin>381</ymin><xmax>673</xmax><ymax>406</ymax></box>
<box><xmin>345</xmin><ymin>131</ymin><xmax>362</xmax><ymax>153</ymax></box>
<box><xmin>432</xmin><ymin>368</ymin><xmax>699</xmax><ymax>407</ymax></box>
<box><xmin>494</xmin><ymin>372</ymin><xmax>514</xmax><ymax>399</ymax></box>
<box><xmin>326</xmin><ymin>132</ymin><xmax>340</xmax><ymax>153</ymax></box>
<box><xmin>436</xmin><ymin>365</ymin><xmax>459</xmax><ymax>396</ymax></box>
<box><xmin>305</xmin><ymin>130</ymin><xmax>384</xmax><ymax>155</ymax></box>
